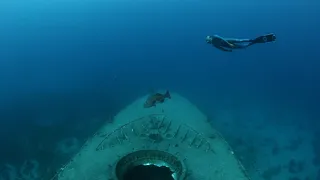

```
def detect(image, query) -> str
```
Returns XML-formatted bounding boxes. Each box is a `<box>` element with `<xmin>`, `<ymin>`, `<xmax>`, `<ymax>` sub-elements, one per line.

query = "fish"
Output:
<box><xmin>143</xmin><ymin>90</ymin><xmax>171</xmax><ymax>108</ymax></box>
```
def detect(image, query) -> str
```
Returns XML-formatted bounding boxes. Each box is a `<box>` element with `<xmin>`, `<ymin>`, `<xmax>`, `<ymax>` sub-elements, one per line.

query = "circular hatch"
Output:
<box><xmin>114</xmin><ymin>150</ymin><xmax>187</xmax><ymax>180</ymax></box>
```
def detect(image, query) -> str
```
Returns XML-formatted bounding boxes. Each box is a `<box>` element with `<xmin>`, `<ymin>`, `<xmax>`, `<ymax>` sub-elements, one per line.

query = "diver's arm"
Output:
<box><xmin>214</xmin><ymin>45</ymin><xmax>232</xmax><ymax>52</ymax></box>
<box><xmin>219</xmin><ymin>38</ymin><xmax>236</xmax><ymax>48</ymax></box>
<box><xmin>213</xmin><ymin>35</ymin><xmax>236</xmax><ymax>49</ymax></box>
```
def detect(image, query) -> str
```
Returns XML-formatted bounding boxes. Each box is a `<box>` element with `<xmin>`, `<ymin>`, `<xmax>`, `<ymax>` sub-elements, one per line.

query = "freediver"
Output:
<box><xmin>205</xmin><ymin>33</ymin><xmax>276</xmax><ymax>52</ymax></box>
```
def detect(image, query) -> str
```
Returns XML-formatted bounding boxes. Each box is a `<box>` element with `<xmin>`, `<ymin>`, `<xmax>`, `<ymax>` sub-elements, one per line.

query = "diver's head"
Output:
<box><xmin>271</xmin><ymin>34</ymin><xmax>276</xmax><ymax>41</ymax></box>
<box><xmin>205</xmin><ymin>35</ymin><xmax>213</xmax><ymax>44</ymax></box>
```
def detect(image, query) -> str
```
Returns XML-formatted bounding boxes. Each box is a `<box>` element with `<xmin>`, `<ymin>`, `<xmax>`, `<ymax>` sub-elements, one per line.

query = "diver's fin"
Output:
<box><xmin>253</xmin><ymin>33</ymin><xmax>276</xmax><ymax>43</ymax></box>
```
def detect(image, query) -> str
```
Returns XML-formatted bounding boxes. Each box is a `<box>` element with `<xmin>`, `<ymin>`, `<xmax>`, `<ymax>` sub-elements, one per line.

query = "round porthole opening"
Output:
<box><xmin>123</xmin><ymin>164</ymin><xmax>174</xmax><ymax>180</ymax></box>
<box><xmin>115</xmin><ymin>150</ymin><xmax>186</xmax><ymax>180</ymax></box>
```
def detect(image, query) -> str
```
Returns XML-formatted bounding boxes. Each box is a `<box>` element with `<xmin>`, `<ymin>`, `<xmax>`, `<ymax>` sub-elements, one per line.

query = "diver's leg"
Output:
<box><xmin>227</xmin><ymin>34</ymin><xmax>276</xmax><ymax>46</ymax></box>
<box><xmin>225</xmin><ymin>38</ymin><xmax>255</xmax><ymax>49</ymax></box>
<box><xmin>234</xmin><ymin>34</ymin><xmax>276</xmax><ymax>48</ymax></box>
<box><xmin>232</xmin><ymin>43</ymin><xmax>250</xmax><ymax>49</ymax></box>
<box><xmin>240</xmin><ymin>33</ymin><xmax>276</xmax><ymax>47</ymax></box>
<box><xmin>225</xmin><ymin>38</ymin><xmax>253</xmax><ymax>44</ymax></box>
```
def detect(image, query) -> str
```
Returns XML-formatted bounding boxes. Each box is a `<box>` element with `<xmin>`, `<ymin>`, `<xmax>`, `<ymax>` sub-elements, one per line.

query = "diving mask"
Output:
<box><xmin>206</xmin><ymin>36</ymin><xmax>213</xmax><ymax>43</ymax></box>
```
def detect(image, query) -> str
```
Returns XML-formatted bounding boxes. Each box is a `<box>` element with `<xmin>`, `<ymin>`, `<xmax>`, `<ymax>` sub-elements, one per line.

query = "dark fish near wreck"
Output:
<box><xmin>144</xmin><ymin>90</ymin><xmax>171</xmax><ymax>108</ymax></box>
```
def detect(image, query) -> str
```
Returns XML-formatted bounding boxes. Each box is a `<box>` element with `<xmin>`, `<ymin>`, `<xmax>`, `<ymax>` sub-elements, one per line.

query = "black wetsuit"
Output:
<box><xmin>206</xmin><ymin>33</ymin><xmax>276</xmax><ymax>52</ymax></box>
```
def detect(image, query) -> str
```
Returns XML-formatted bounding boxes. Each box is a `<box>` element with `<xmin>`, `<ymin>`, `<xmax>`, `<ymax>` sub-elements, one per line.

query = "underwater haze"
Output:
<box><xmin>0</xmin><ymin>0</ymin><xmax>320</xmax><ymax>179</ymax></box>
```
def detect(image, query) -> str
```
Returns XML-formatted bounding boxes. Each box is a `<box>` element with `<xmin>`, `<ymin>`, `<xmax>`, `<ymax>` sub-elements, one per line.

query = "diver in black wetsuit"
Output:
<box><xmin>205</xmin><ymin>33</ymin><xmax>276</xmax><ymax>52</ymax></box>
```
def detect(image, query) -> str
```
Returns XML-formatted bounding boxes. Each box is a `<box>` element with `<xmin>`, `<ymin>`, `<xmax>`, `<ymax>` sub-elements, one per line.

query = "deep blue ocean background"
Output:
<box><xmin>0</xmin><ymin>0</ymin><xmax>319</xmax><ymax>179</ymax></box>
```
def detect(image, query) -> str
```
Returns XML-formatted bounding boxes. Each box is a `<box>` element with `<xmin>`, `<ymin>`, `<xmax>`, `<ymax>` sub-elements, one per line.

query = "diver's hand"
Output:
<box><xmin>226</xmin><ymin>42</ymin><xmax>235</xmax><ymax>48</ymax></box>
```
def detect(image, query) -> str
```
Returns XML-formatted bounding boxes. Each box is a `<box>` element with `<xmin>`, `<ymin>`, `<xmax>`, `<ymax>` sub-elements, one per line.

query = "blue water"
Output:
<box><xmin>0</xmin><ymin>0</ymin><xmax>319</xmax><ymax>179</ymax></box>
